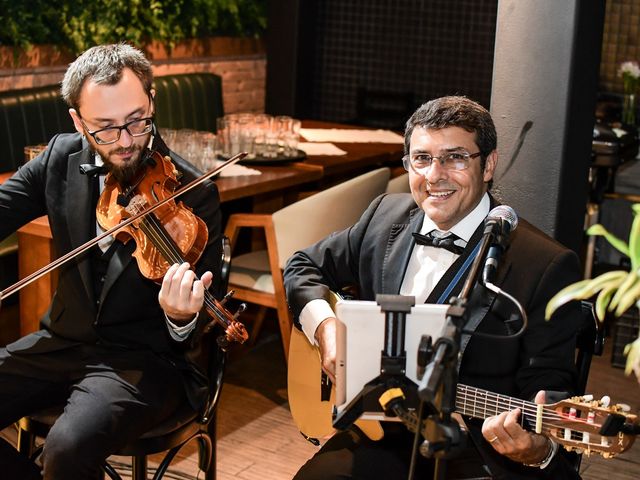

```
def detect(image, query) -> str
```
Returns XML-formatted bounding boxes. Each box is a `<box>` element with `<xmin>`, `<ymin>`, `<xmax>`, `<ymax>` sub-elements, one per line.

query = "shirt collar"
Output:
<box><xmin>419</xmin><ymin>193</ymin><xmax>491</xmax><ymax>242</ymax></box>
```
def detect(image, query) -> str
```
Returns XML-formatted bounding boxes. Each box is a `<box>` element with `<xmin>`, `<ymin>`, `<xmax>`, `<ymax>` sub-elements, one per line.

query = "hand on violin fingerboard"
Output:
<box><xmin>159</xmin><ymin>262</ymin><xmax>213</xmax><ymax>323</ymax></box>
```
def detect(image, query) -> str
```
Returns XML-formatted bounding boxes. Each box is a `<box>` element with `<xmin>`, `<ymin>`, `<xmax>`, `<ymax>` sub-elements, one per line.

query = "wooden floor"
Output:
<box><xmin>2</xmin><ymin>326</ymin><xmax>640</xmax><ymax>479</ymax></box>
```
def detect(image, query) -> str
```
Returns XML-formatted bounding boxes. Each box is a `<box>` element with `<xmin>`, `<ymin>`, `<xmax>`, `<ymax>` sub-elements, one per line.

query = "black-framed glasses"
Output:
<box><xmin>402</xmin><ymin>151</ymin><xmax>482</xmax><ymax>173</ymax></box>
<box><xmin>80</xmin><ymin>117</ymin><xmax>154</xmax><ymax>145</ymax></box>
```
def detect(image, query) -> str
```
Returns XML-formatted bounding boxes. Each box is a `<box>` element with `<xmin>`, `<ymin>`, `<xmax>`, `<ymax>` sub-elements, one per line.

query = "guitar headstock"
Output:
<box><xmin>545</xmin><ymin>395</ymin><xmax>638</xmax><ymax>458</ymax></box>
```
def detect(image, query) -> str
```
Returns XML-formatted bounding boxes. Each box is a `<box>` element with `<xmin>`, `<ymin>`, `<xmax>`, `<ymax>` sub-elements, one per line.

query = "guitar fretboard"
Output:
<box><xmin>455</xmin><ymin>384</ymin><xmax>548</xmax><ymax>433</ymax></box>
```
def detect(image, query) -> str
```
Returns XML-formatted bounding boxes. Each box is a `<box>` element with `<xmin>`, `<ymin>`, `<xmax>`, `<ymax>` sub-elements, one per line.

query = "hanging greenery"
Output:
<box><xmin>0</xmin><ymin>0</ymin><xmax>267</xmax><ymax>54</ymax></box>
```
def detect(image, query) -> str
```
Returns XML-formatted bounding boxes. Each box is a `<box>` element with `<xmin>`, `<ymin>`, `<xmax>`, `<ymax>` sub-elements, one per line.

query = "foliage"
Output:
<box><xmin>0</xmin><ymin>0</ymin><xmax>267</xmax><ymax>54</ymax></box>
<box><xmin>546</xmin><ymin>203</ymin><xmax>640</xmax><ymax>377</ymax></box>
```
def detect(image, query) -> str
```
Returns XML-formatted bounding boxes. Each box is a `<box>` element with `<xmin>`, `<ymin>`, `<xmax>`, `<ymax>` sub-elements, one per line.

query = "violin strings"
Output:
<box><xmin>137</xmin><ymin>209</ymin><xmax>231</xmax><ymax>328</ymax></box>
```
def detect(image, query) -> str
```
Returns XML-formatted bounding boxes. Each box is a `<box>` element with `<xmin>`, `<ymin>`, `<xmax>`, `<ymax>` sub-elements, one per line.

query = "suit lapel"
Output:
<box><xmin>382</xmin><ymin>207</ymin><xmax>423</xmax><ymax>294</ymax></box>
<box><xmin>99</xmin><ymin>241</ymin><xmax>135</xmax><ymax>312</ymax></box>
<box><xmin>66</xmin><ymin>147</ymin><xmax>96</xmax><ymax>304</ymax></box>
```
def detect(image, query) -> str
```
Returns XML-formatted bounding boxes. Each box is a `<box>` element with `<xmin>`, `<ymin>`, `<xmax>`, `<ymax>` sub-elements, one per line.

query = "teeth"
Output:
<box><xmin>429</xmin><ymin>190</ymin><xmax>453</xmax><ymax>197</ymax></box>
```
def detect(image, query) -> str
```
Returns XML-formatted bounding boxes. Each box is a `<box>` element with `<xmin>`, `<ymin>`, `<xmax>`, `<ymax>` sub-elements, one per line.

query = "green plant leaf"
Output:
<box><xmin>545</xmin><ymin>270</ymin><xmax>629</xmax><ymax>320</ymax></box>
<box><xmin>614</xmin><ymin>274</ymin><xmax>640</xmax><ymax>317</ymax></box>
<box><xmin>3</xmin><ymin>0</ymin><xmax>267</xmax><ymax>55</ymax></box>
<box><xmin>623</xmin><ymin>337</ymin><xmax>640</xmax><ymax>377</ymax></box>
<box><xmin>609</xmin><ymin>271</ymin><xmax>639</xmax><ymax>312</ymax></box>
<box><xmin>629</xmin><ymin>204</ymin><xmax>640</xmax><ymax>271</ymax></box>
<box><xmin>586</xmin><ymin>224</ymin><xmax>630</xmax><ymax>257</ymax></box>
<box><xmin>595</xmin><ymin>281</ymin><xmax>621</xmax><ymax>321</ymax></box>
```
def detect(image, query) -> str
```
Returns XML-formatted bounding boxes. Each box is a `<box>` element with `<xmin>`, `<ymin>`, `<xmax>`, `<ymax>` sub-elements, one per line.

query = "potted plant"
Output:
<box><xmin>0</xmin><ymin>0</ymin><xmax>266</xmax><ymax>67</ymax></box>
<box><xmin>546</xmin><ymin>204</ymin><xmax>640</xmax><ymax>381</ymax></box>
<box><xmin>619</xmin><ymin>60</ymin><xmax>640</xmax><ymax>126</ymax></box>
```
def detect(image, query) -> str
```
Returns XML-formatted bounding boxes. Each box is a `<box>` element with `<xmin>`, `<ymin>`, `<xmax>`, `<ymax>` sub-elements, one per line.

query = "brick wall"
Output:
<box><xmin>0</xmin><ymin>43</ymin><xmax>266</xmax><ymax>116</ymax></box>
<box><xmin>153</xmin><ymin>55</ymin><xmax>266</xmax><ymax>114</ymax></box>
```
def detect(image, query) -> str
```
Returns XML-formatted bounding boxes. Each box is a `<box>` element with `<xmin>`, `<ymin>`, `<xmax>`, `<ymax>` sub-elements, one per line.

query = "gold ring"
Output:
<box><xmin>488</xmin><ymin>436</ymin><xmax>499</xmax><ymax>443</ymax></box>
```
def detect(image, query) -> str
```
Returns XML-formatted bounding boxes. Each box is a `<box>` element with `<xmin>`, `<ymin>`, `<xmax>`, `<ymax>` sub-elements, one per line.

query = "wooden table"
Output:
<box><xmin>8</xmin><ymin>122</ymin><xmax>403</xmax><ymax>335</ymax></box>
<box><xmin>298</xmin><ymin>120</ymin><xmax>404</xmax><ymax>178</ymax></box>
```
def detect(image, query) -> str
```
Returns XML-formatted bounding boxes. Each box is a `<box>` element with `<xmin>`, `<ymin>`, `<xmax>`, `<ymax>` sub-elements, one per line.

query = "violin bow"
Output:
<box><xmin>0</xmin><ymin>152</ymin><xmax>247</xmax><ymax>302</ymax></box>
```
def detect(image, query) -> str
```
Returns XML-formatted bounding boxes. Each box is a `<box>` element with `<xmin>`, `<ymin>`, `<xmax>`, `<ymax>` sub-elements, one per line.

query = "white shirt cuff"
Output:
<box><xmin>165</xmin><ymin>312</ymin><xmax>199</xmax><ymax>341</ymax></box>
<box><xmin>299</xmin><ymin>299</ymin><xmax>336</xmax><ymax>345</ymax></box>
<box><xmin>538</xmin><ymin>439</ymin><xmax>559</xmax><ymax>469</ymax></box>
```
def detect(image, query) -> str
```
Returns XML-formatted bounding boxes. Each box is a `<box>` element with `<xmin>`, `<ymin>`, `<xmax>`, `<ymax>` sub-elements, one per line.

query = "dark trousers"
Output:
<box><xmin>0</xmin><ymin>340</ymin><xmax>187</xmax><ymax>480</ymax></box>
<box><xmin>293</xmin><ymin>424</ymin><xmax>491</xmax><ymax>480</ymax></box>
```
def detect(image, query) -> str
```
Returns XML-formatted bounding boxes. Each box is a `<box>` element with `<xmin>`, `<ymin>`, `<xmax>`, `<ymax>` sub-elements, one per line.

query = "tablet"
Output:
<box><xmin>334</xmin><ymin>299</ymin><xmax>449</xmax><ymax>420</ymax></box>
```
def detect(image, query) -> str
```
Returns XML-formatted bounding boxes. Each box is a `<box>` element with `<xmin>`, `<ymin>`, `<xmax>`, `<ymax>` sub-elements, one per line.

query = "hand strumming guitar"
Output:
<box><xmin>315</xmin><ymin>316</ymin><xmax>337</xmax><ymax>384</ymax></box>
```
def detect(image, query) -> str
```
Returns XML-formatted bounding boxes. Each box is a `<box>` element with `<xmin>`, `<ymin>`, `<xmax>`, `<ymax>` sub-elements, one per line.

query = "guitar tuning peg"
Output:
<box><xmin>582</xmin><ymin>394</ymin><xmax>594</xmax><ymax>402</ymax></box>
<box><xmin>600</xmin><ymin>395</ymin><xmax>611</xmax><ymax>408</ymax></box>
<box><xmin>618</xmin><ymin>402</ymin><xmax>631</xmax><ymax>412</ymax></box>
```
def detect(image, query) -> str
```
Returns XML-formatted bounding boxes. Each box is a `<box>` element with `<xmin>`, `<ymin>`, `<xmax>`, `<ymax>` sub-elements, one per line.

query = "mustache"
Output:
<box><xmin>110</xmin><ymin>145</ymin><xmax>140</xmax><ymax>156</ymax></box>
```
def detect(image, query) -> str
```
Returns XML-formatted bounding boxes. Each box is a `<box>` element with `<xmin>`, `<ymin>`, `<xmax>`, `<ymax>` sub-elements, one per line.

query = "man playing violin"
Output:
<box><xmin>284</xmin><ymin>96</ymin><xmax>583</xmax><ymax>479</ymax></box>
<box><xmin>0</xmin><ymin>43</ymin><xmax>224</xmax><ymax>479</ymax></box>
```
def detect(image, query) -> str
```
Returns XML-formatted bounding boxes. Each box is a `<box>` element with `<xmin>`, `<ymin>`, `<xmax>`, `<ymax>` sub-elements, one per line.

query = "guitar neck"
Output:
<box><xmin>456</xmin><ymin>384</ymin><xmax>548</xmax><ymax>434</ymax></box>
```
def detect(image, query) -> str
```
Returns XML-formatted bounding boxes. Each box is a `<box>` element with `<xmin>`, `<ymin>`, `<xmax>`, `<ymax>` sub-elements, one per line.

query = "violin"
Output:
<box><xmin>0</xmin><ymin>151</ymin><xmax>249</xmax><ymax>347</ymax></box>
<box><xmin>96</xmin><ymin>149</ymin><xmax>248</xmax><ymax>347</ymax></box>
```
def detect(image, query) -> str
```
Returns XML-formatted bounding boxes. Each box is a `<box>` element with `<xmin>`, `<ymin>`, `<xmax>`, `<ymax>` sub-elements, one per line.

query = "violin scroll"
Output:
<box><xmin>204</xmin><ymin>289</ymin><xmax>249</xmax><ymax>349</ymax></box>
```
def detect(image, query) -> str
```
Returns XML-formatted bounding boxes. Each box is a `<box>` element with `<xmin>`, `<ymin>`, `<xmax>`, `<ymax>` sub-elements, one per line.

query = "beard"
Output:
<box><xmin>97</xmin><ymin>142</ymin><xmax>146</xmax><ymax>186</ymax></box>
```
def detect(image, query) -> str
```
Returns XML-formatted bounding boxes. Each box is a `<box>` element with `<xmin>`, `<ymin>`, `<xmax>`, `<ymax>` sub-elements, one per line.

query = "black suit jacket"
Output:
<box><xmin>0</xmin><ymin>132</ymin><xmax>223</xmax><ymax>407</ymax></box>
<box><xmin>284</xmin><ymin>193</ymin><xmax>582</xmax><ymax>478</ymax></box>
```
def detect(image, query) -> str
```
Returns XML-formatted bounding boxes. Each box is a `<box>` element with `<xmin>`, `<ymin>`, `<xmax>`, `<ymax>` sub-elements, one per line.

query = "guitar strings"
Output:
<box><xmin>456</xmin><ymin>386</ymin><xmax>597</xmax><ymax>423</ymax></box>
<box><xmin>455</xmin><ymin>387</ymin><xmax>605</xmax><ymax>431</ymax></box>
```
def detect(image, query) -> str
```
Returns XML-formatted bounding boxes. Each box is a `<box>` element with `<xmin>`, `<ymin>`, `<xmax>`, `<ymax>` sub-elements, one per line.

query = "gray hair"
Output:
<box><xmin>61</xmin><ymin>43</ymin><xmax>153</xmax><ymax>111</ymax></box>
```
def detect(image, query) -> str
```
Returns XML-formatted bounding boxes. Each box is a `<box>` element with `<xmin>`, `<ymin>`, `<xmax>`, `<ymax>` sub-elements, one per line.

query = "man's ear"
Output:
<box><xmin>483</xmin><ymin>150</ymin><xmax>498</xmax><ymax>183</ymax></box>
<box><xmin>68</xmin><ymin>109</ymin><xmax>84</xmax><ymax>135</ymax></box>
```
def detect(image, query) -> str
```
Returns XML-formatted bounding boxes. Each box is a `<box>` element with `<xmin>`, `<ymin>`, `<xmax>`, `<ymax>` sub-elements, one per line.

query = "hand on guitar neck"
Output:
<box><xmin>314</xmin><ymin>317</ymin><xmax>338</xmax><ymax>384</ymax></box>
<box><xmin>482</xmin><ymin>390</ymin><xmax>554</xmax><ymax>466</ymax></box>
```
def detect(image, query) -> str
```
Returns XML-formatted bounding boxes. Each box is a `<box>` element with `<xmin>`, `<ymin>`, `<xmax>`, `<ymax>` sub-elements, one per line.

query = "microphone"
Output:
<box><xmin>458</xmin><ymin>205</ymin><xmax>518</xmax><ymax>301</ymax></box>
<box><xmin>481</xmin><ymin>205</ymin><xmax>518</xmax><ymax>285</ymax></box>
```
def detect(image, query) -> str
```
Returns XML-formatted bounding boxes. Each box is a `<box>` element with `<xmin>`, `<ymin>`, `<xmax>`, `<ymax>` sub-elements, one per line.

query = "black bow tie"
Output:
<box><xmin>412</xmin><ymin>231</ymin><xmax>465</xmax><ymax>255</ymax></box>
<box><xmin>79</xmin><ymin>163</ymin><xmax>108</xmax><ymax>177</ymax></box>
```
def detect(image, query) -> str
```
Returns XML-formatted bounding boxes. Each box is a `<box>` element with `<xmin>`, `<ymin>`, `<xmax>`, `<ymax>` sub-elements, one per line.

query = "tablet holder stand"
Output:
<box><xmin>331</xmin><ymin>293</ymin><xmax>467</xmax><ymax>480</ymax></box>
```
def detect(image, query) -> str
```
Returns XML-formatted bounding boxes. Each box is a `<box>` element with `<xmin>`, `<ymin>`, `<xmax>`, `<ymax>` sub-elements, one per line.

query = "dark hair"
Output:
<box><xmin>61</xmin><ymin>43</ymin><xmax>153</xmax><ymax>111</ymax></box>
<box><xmin>404</xmin><ymin>96</ymin><xmax>497</xmax><ymax>174</ymax></box>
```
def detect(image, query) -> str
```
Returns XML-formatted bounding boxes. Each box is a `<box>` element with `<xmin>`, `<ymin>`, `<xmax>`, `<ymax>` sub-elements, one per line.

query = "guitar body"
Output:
<box><xmin>287</xmin><ymin>326</ymin><xmax>384</xmax><ymax>441</ymax></box>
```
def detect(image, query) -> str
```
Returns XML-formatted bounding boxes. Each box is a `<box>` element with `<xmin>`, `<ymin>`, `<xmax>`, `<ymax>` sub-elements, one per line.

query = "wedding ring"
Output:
<box><xmin>488</xmin><ymin>436</ymin><xmax>499</xmax><ymax>443</ymax></box>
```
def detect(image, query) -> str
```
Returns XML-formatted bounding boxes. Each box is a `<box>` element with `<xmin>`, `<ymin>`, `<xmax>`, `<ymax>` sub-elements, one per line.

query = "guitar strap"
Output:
<box><xmin>426</xmin><ymin>219</ymin><xmax>485</xmax><ymax>305</ymax></box>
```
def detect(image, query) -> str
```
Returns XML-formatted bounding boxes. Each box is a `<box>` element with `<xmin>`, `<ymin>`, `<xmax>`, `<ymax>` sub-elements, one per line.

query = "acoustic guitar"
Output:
<box><xmin>287</xmin><ymin>297</ymin><xmax>638</xmax><ymax>458</ymax></box>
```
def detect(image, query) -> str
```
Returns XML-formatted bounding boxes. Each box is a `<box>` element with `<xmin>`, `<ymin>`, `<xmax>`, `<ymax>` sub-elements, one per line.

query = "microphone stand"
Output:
<box><xmin>413</xmin><ymin>219</ymin><xmax>505</xmax><ymax>480</ymax></box>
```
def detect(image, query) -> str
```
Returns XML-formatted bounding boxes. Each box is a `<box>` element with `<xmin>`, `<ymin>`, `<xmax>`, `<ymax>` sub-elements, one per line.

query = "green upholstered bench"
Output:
<box><xmin>153</xmin><ymin>72</ymin><xmax>224</xmax><ymax>132</ymax></box>
<box><xmin>0</xmin><ymin>85</ymin><xmax>74</xmax><ymax>172</ymax></box>
<box><xmin>0</xmin><ymin>72</ymin><xmax>224</xmax><ymax>173</ymax></box>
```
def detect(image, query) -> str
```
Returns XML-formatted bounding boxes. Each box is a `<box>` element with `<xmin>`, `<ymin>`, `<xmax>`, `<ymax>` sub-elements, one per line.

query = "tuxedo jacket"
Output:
<box><xmin>0</xmin><ymin>132</ymin><xmax>223</xmax><ymax>406</ymax></box>
<box><xmin>284</xmin><ymin>193</ymin><xmax>583</xmax><ymax>478</ymax></box>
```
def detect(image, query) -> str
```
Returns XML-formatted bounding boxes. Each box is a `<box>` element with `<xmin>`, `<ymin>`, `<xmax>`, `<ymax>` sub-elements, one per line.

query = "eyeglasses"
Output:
<box><xmin>402</xmin><ymin>151</ymin><xmax>482</xmax><ymax>173</ymax></box>
<box><xmin>80</xmin><ymin>117</ymin><xmax>154</xmax><ymax>145</ymax></box>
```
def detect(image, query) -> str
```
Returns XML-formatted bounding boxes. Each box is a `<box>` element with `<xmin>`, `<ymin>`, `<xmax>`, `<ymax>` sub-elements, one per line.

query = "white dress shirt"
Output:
<box><xmin>299</xmin><ymin>194</ymin><xmax>491</xmax><ymax>345</ymax></box>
